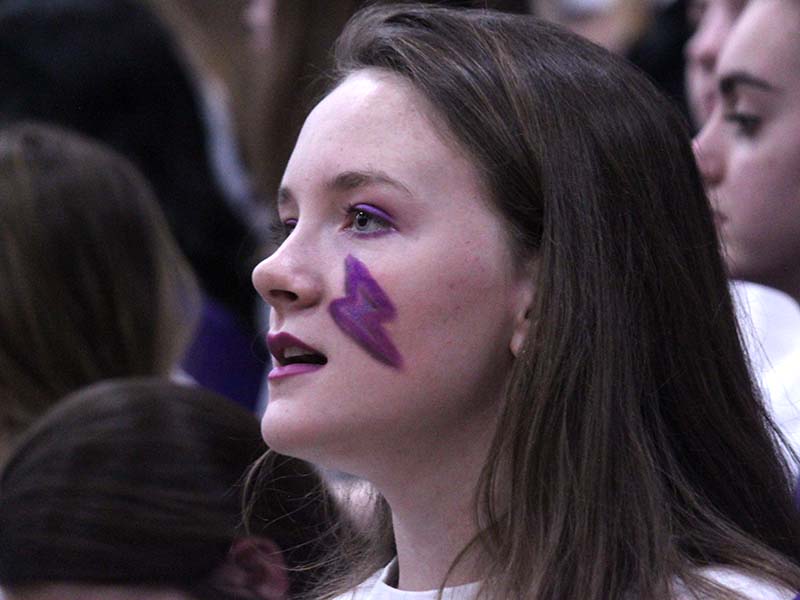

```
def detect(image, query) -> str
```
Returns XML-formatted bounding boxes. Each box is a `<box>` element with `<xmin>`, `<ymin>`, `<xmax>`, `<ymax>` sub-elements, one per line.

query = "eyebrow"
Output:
<box><xmin>719</xmin><ymin>71</ymin><xmax>778</xmax><ymax>96</ymax></box>
<box><xmin>277</xmin><ymin>169</ymin><xmax>414</xmax><ymax>207</ymax></box>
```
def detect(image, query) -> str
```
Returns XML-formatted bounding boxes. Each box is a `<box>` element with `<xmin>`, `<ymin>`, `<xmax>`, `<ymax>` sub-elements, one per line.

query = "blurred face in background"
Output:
<box><xmin>693</xmin><ymin>0</ymin><xmax>800</xmax><ymax>299</ymax></box>
<box><xmin>685</xmin><ymin>0</ymin><xmax>747</xmax><ymax>126</ymax></box>
<box><xmin>243</xmin><ymin>0</ymin><xmax>274</xmax><ymax>51</ymax></box>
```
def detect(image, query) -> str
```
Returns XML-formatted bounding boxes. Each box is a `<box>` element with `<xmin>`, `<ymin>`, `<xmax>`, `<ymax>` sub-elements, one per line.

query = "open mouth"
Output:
<box><xmin>278</xmin><ymin>346</ymin><xmax>328</xmax><ymax>366</ymax></box>
<box><xmin>267</xmin><ymin>333</ymin><xmax>328</xmax><ymax>367</ymax></box>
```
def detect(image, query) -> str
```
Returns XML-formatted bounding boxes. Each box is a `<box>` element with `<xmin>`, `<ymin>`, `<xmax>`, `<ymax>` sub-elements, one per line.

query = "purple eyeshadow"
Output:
<box><xmin>328</xmin><ymin>254</ymin><xmax>403</xmax><ymax>368</ymax></box>
<box><xmin>353</xmin><ymin>203</ymin><xmax>395</xmax><ymax>225</ymax></box>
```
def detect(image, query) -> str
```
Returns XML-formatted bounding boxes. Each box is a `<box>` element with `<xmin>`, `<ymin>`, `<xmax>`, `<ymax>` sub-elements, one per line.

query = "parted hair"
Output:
<box><xmin>0</xmin><ymin>123</ymin><xmax>200</xmax><ymax>445</ymax></box>
<box><xmin>287</xmin><ymin>4</ymin><xmax>800</xmax><ymax>600</ymax></box>
<box><xmin>0</xmin><ymin>378</ymin><xmax>342</xmax><ymax>599</ymax></box>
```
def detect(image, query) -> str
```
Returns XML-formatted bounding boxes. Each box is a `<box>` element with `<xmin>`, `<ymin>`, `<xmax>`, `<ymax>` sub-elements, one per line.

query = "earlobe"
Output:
<box><xmin>510</xmin><ymin>310</ymin><xmax>531</xmax><ymax>357</ymax></box>
<box><xmin>210</xmin><ymin>536</ymin><xmax>290</xmax><ymax>600</ymax></box>
<box><xmin>509</xmin><ymin>263</ymin><xmax>536</xmax><ymax>358</ymax></box>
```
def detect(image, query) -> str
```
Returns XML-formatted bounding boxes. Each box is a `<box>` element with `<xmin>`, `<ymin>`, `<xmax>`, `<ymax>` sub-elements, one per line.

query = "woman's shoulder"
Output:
<box><xmin>677</xmin><ymin>566</ymin><xmax>799</xmax><ymax>600</ymax></box>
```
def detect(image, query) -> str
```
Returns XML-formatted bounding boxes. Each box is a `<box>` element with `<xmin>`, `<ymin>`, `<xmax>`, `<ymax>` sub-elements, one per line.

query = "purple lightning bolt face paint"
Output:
<box><xmin>329</xmin><ymin>254</ymin><xmax>403</xmax><ymax>368</ymax></box>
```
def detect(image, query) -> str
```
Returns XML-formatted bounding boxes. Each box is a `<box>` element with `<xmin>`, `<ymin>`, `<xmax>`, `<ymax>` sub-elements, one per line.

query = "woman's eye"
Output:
<box><xmin>345</xmin><ymin>204</ymin><xmax>394</xmax><ymax>235</ymax></box>
<box><xmin>723</xmin><ymin>112</ymin><xmax>761</xmax><ymax>137</ymax></box>
<box><xmin>268</xmin><ymin>217</ymin><xmax>297</xmax><ymax>247</ymax></box>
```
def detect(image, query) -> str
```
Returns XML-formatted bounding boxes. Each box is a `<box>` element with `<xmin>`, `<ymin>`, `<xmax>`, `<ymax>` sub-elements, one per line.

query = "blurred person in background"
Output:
<box><xmin>533</xmin><ymin>0</ymin><xmax>691</xmax><ymax>113</ymax></box>
<box><xmin>0</xmin><ymin>378</ymin><xmax>348</xmax><ymax>600</ymax></box>
<box><xmin>0</xmin><ymin>122</ymin><xmax>199</xmax><ymax>461</ymax></box>
<box><xmin>0</xmin><ymin>0</ymin><xmax>267</xmax><ymax>410</ymax></box>
<box><xmin>684</xmin><ymin>0</ymin><xmax>746</xmax><ymax>125</ymax></box>
<box><xmin>686</xmin><ymin>0</ymin><xmax>800</xmax><ymax>462</ymax></box>
<box><xmin>693</xmin><ymin>0</ymin><xmax>800</xmax><ymax>462</ymax></box>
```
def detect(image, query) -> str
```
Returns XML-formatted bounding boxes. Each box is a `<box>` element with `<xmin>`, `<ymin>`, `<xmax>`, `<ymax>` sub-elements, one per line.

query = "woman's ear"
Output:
<box><xmin>210</xmin><ymin>536</ymin><xmax>290</xmax><ymax>600</ymax></box>
<box><xmin>510</xmin><ymin>260</ymin><xmax>537</xmax><ymax>358</ymax></box>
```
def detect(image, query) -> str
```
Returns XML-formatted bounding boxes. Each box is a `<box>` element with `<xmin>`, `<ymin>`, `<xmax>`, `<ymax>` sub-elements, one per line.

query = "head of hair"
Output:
<box><xmin>241</xmin><ymin>0</ymin><xmax>529</xmax><ymax>204</ymax></box>
<box><xmin>0</xmin><ymin>0</ymin><xmax>257</xmax><ymax>322</ymax></box>
<box><xmin>0</xmin><ymin>378</ymin><xmax>342</xmax><ymax>599</ymax></box>
<box><xmin>0</xmin><ymin>122</ymin><xmax>200</xmax><ymax>444</ymax></box>
<box><xmin>297</xmin><ymin>4</ymin><xmax>800</xmax><ymax>599</ymax></box>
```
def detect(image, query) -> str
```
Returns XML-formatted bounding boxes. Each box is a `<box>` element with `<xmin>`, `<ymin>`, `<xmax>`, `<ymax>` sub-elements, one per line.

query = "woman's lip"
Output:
<box><xmin>268</xmin><ymin>363</ymin><xmax>325</xmax><ymax>381</ymax></box>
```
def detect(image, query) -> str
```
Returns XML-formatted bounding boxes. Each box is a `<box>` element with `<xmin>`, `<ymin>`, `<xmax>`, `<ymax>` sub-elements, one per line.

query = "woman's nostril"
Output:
<box><xmin>270</xmin><ymin>289</ymin><xmax>299</xmax><ymax>303</ymax></box>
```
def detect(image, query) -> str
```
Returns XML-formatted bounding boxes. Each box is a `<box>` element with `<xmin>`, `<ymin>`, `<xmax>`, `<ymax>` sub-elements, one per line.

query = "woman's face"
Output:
<box><xmin>252</xmin><ymin>70</ymin><xmax>533</xmax><ymax>477</ymax></box>
<box><xmin>694</xmin><ymin>0</ymin><xmax>800</xmax><ymax>298</ymax></box>
<box><xmin>685</xmin><ymin>0</ymin><xmax>747</xmax><ymax>126</ymax></box>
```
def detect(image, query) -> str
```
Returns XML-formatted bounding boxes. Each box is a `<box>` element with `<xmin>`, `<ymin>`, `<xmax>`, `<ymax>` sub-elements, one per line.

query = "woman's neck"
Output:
<box><xmin>373</xmin><ymin>414</ymin><xmax>497</xmax><ymax>592</ymax></box>
<box><xmin>389</xmin><ymin>490</ymin><xmax>483</xmax><ymax>591</ymax></box>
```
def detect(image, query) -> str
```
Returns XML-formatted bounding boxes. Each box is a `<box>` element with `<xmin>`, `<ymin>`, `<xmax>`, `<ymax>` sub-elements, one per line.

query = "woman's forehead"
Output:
<box><xmin>718</xmin><ymin>0</ymin><xmax>800</xmax><ymax>86</ymax></box>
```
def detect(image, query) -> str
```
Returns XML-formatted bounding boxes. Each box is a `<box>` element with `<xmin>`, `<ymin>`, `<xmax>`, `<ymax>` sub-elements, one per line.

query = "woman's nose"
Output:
<box><xmin>685</xmin><ymin>11</ymin><xmax>726</xmax><ymax>74</ymax></box>
<box><xmin>693</xmin><ymin>113</ymin><xmax>725</xmax><ymax>189</ymax></box>
<box><xmin>252</xmin><ymin>243</ymin><xmax>323</xmax><ymax>313</ymax></box>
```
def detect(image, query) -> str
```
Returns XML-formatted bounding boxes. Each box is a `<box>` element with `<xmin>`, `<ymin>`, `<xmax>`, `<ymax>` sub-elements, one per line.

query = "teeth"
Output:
<box><xmin>284</xmin><ymin>347</ymin><xmax>311</xmax><ymax>359</ymax></box>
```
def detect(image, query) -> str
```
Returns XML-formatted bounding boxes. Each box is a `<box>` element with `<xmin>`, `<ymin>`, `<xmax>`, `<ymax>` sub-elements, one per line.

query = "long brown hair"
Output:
<box><xmin>259</xmin><ymin>5</ymin><xmax>800</xmax><ymax>600</ymax></box>
<box><xmin>0</xmin><ymin>123</ymin><xmax>200</xmax><ymax>446</ymax></box>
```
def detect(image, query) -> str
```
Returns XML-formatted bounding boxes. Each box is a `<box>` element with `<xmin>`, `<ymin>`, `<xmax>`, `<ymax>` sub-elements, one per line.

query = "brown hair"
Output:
<box><xmin>282</xmin><ymin>5</ymin><xmax>800</xmax><ymax>600</ymax></box>
<box><xmin>0</xmin><ymin>378</ymin><xmax>342</xmax><ymax>599</ymax></box>
<box><xmin>240</xmin><ymin>1</ymin><xmax>530</xmax><ymax>204</ymax></box>
<box><xmin>0</xmin><ymin>123</ymin><xmax>200</xmax><ymax>447</ymax></box>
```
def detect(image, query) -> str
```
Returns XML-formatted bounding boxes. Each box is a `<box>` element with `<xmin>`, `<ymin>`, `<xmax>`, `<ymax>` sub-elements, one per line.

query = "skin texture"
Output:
<box><xmin>684</xmin><ymin>0</ymin><xmax>747</xmax><ymax>126</ymax></box>
<box><xmin>329</xmin><ymin>254</ymin><xmax>402</xmax><ymax>368</ymax></box>
<box><xmin>252</xmin><ymin>69</ymin><xmax>534</xmax><ymax>589</ymax></box>
<box><xmin>694</xmin><ymin>0</ymin><xmax>800</xmax><ymax>301</ymax></box>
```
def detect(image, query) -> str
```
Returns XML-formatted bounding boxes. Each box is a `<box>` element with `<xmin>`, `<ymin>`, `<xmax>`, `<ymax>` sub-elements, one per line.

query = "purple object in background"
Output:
<box><xmin>329</xmin><ymin>254</ymin><xmax>403</xmax><ymax>368</ymax></box>
<box><xmin>182</xmin><ymin>295</ymin><xmax>267</xmax><ymax>411</ymax></box>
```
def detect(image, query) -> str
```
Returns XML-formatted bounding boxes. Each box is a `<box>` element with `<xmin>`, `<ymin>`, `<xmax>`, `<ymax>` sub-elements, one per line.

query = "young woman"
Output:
<box><xmin>693</xmin><ymin>0</ymin><xmax>800</xmax><ymax>305</ymax></box>
<box><xmin>0</xmin><ymin>378</ymin><xmax>343</xmax><ymax>600</ymax></box>
<box><xmin>251</xmin><ymin>5</ymin><xmax>800</xmax><ymax>599</ymax></box>
<box><xmin>685</xmin><ymin>0</ymin><xmax>800</xmax><ymax>463</ymax></box>
<box><xmin>693</xmin><ymin>0</ymin><xmax>800</xmax><ymax>448</ymax></box>
<box><xmin>685</xmin><ymin>0</ymin><xmax>748</xmax><ymax>126</ymax></box>
<box><xmin>0</xmin><ymin>123</ymin><xmax>199</xmax><ymax>458</ymax></box>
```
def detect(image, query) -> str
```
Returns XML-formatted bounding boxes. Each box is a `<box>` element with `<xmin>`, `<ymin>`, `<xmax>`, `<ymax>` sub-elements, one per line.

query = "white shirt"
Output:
<box><xmin>733</xmin><ymin>282</ymin><xmax>800</xmax><ymax>465</ymax></box>
<box><xmin>334</xmin><ymin>560</ymin><xmax>797</xmax><ymax>600</ymax></box>
<box><xmin>333</xmin><ymin>560</ymin><xmax>478</xmax><ymax>600</ymax></box>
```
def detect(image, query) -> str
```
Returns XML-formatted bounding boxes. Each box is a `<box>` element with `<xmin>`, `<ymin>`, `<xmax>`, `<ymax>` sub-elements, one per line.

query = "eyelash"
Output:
<box><xmin>341</xmin><ymin>203</ymin><xmax>395</xmax><ymax>236</ymax></box>
<box><xmin>724</xmin><ymin>112</ymin><xmax>761</xmax><ymax>137</ymax></box>
<box><xmin>267</xmin><ymin>203</ymin><xmax>395</xmax><ymax>248</ymax></box>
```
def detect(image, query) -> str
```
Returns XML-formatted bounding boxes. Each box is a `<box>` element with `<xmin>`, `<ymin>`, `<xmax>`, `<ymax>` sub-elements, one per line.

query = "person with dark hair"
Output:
<box><xmin>250</xmin><ymin>4</ymin><xmax>800</xmax><ymax>599</ymax></box>
<box><xmin>0</xmin><ymin>122</ymin><xmax>200</xmax><ymax>460</ymax></box>
<box><xmin>684</xmin><ymin>0</ymin><xmax>747</xmax><ymax>127</ymax></box>
<box><xmin>684</xmin><ymin>0</ymin><xmax>800</xmax><ymax>464</ymax></box>
<box><xmin>693</xmin><ymin>0</ymin><xmax>800</xmax><ymax>453</ymax></box>
<box><xmin>0</xmin><ymin>378</ymin><xmax>345</xmax><ymax>600</ymax></box>
<box><xmin>0</xmin><ymin>0</ymin><xmax>266</xmax><ymax>409</ymax></box>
